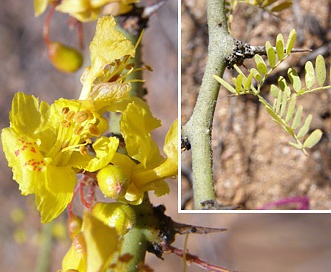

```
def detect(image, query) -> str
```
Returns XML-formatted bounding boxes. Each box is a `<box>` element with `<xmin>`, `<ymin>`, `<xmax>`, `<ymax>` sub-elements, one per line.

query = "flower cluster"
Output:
<box><xmin>2</xmin><ymin>16</ymin><xmax>177</xmax><ymax>223</ymax></box>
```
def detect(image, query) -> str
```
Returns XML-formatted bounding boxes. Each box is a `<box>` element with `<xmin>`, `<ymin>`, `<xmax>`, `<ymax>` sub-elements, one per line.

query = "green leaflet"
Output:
<box><xmin>305</xmin><ymin>61</ymin><xmax>315</xmax><ymax>89</ymax></box>
<box><xmin>270</xmin><ymin>84</ymin><xmax>279</xmax><ymax>98</ymax></box>
<box><xmin>260</xmin><ymin>0</ymin><xmax>279</xmax><ymax>8</ymax></box>
<box><xmin>291</xmin><ymin>105</ymin><xmax>302</xmax><ymax>130</ymax></box>
<box><xmin>285</xmin><ymin>94</ymin><xmax>296</xmax><ymax>122</ymax></box>
<box><xmin>315</xmin><ymin>55</ymin><xmax>326</xmax><ymax>87</ymax></box>
<box><xmin>265</xmin><ymin>41</ymin><xmax>276</xmax><ymax>67</ymax></box>
<box><xmin>270</xmin><ymin>1</ymin><xmax>293</xmax><ymax>12</ymax></box>
<box><xmin>276</xmin><ymin>33</ymin><xmax>284</xmax><ymax>60</ymax></box>
<box><xmin>213</xmin><ymin>75</ymin><xmax>236</xmax><ymax>94</ymax></box>
<box><xmin>303</xmin><ymin>129</ymin><xmax>323</xmax><ymax>149</ymax></box>
<box><xmin>285</xmin><ymin>29</ymin><xmax>296</xmax><ymax>55</ymax></box>
<box><xmin>288</xmin><ymin>68</ymin><xmax>301</xmax><ymax>92</ymax></box>
<box><xmin>277</xmin><ymin>76</ymin><xmax>287</xmax><ymax>91</ymax></box>
<box><xmin>280</xmin><ymin>86</ymin><xmax>290</xmax><ymax>117</ymax></box>
<box><xmin>235</xmin><ymin>74</ymin><xmax>243</xmax><ymax>92</ymax></box>
<box><xmin>254</xmin><ymin>54</ymin><xmax>268</xmax><ymax>75</ymax></box>
<box><xmin>297</xmin><ymin>114</ymin><xmax>312</xmax><ymax>138</ymax></box>
<box><xmin>251</xmin><ymin>68</ymin><xmax>262</xmax><ymax>82</ymax></box>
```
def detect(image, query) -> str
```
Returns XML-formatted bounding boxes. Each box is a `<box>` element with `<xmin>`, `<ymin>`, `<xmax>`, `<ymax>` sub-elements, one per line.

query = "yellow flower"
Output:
<box><xmin>80</xmin><ymin>16</ymin><xmax>137</xmax><ymax>100</ymax></box>
<box><xmin>1</xmin><ymin>92</ymin><xmax>119</xmax><ymax>223</ymax></box>
<box><xmin>56</xmin><ymin>0</ymin><xmax>139</xmax><ymax>22</ymax></box>
<box><xmin>97</xmin><ymin>117</ymin><xmax>178</xmax><ymax>205</ymax></box>
<box><xmin>34</xmin><ymin>0</ymin><xmax>139</xmax><ymax>20</ymax></box>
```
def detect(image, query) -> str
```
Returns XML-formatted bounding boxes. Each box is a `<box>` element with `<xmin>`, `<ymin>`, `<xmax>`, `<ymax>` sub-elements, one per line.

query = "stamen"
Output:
<box><xmin>88</xmin><ymin>124</ymin><xmax>100</xmax><ymax>136</ymax></box>
<box><xmin>79</xmin><ymin>146</ymin><xmax>88</xmax><ymax>155</ymax></box>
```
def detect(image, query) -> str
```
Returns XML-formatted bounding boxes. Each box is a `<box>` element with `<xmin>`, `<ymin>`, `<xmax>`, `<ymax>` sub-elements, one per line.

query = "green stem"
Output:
<box><xmin>119</xmin><ymin>194</ymin><xmax>156</xmax><ymax>271</ymax></box>
<box><xmin>182</xmin><ymin>0</ymin><xmax>234</xmax><ymax>209</ymax></box>
<box><xmin>36</xmin><ymin>222</ymin><xmax>53</xmax><ymax>272</ymax></box>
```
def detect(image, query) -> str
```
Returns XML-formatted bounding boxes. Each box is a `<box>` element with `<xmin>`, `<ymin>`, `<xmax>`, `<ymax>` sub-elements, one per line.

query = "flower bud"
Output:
<box><xmin>67</xmin><ymin>215</ymin><xmax>83</xmax><ymax>240</ymax></box>
<box><xmin>97</xmin><ymin>165</ymin><xmax>129</xmax><ymax>199</ymax></box>
<box><xmin>48</xmin><ymin>41</ymin><xmax>83</xmax><ymax>73</ymax></box>
<box><xmin>92</xmin><ymin>202</ymin><xmax>135</xmax><ymax>235</ymax></box>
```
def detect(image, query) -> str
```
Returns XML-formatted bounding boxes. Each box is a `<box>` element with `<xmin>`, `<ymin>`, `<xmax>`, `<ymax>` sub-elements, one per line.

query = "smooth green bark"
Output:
<box><xmin>182</xmin><ymin>0</ymin><xmax>234</xmax><ymax>209</ymax></box>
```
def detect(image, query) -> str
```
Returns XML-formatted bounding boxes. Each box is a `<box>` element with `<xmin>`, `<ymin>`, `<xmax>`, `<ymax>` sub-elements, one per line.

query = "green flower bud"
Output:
<box><xmin>97</xmin><ymin>165</ymin><xmax>129</xmax><ymax>199</ymax></box>
<box><xmin>92</xmin><ymin>202</ymin><xmax>135</xmax><ymax>235</ymax></box>
<box><xmin>48</xmin><ymin>41</ymin><xmax>83</xmax><ymax>73</ymax></box>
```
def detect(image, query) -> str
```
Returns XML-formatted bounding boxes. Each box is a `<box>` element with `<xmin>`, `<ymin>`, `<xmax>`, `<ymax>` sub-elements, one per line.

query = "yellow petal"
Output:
<box><xmin>62</xmin><ymin>233</ymin><xmax>87</xmax><ymax>272</ymax></box>
<box><xmin>120</xmin><ymin>100</ymin><xmax>163</xmax><ymax>168</ymax></box>
<box><xmin>9</xmin><ymin>92</ymin><xmax>51</xmax><ymax>137</ymax></box>
<box><xmin>36</xmin><ymin>165</ymin><xmax>76</xmax><ymax>223</ymax></box>
<box><xmin>1</xmin><ymin>128</ymin><xmax>46</xmax><ymax>195</ymax></box>
<box><xmin>80</xmin><ymin>16</ymin><xmax>135</xmax><ymax>99</ymax></box>
<box><xmin>83</xmin><ymin>212</ymin><xmax>120</xmax><ymax>271</ymax></box>
<box><xmin>85</xmin><ymin>136</ymin><xmax>119</xmax><ymax>172</ymax></box>
<box><xmin>34</xmin><ymin>0</ymin><xmax>48</xmax><ymax>16</ymax></box>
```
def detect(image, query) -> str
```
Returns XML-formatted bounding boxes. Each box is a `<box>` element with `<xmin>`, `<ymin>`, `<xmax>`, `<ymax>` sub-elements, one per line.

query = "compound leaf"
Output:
<box><xmin>315</xmin><ymin>55</ymin><xmax>326</xmax><ymax>87</ymax></box>
<box><xmin>303</xmin><ymin>129</ymin><xmax>323</xmax><ymax>148</ymax></box>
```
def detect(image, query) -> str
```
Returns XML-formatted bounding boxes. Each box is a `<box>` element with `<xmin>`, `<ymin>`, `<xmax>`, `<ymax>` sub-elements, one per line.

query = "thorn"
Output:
<box><xmin>142</xmin><ymin>0</ymin><xmax>166</xmax><ymax>18</ymax></box>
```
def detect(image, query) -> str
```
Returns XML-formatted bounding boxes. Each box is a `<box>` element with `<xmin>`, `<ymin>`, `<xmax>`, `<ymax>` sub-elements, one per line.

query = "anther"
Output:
<box><xmin>74</xmin><ymin>111</ymin><xmax>89</xmax><ymax>123</ymax></box>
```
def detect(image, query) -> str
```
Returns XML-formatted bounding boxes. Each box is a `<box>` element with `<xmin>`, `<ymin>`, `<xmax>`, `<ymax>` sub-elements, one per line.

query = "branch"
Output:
<box><xmin>182</xmin><ymin>0</ymin><xmax>234</xmax><ymax>209</ymax></box>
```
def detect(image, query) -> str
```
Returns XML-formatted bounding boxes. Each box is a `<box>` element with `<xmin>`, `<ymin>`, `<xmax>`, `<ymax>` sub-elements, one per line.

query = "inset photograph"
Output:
<box><xmin>181</xmin><ymin>0</ymin><xmax>331</xmax><ymax>210</ymax></box>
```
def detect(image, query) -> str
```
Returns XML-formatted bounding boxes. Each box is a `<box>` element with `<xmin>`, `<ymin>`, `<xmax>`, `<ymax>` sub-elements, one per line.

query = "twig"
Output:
<box><xmin>225</xmin><ymin>38</ymin><xmax>311</xmax><ymax>69</ymax></box>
